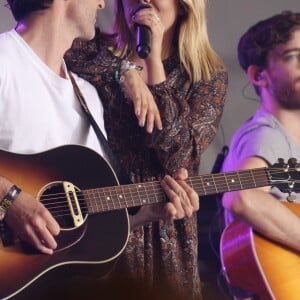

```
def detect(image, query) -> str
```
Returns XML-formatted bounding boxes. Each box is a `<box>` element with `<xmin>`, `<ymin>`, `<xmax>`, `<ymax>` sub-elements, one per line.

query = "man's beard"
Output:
<box><xmin>269</xmin><ymin>76</ymin><xmax>300</xmax><ymax>109</ymax></box>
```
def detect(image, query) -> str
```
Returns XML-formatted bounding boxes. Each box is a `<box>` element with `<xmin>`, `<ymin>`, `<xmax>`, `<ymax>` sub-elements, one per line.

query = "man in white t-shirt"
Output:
<box><xmin>0</xmin><ymin>0</ymin><xmax>199</xmax><ymax>260</ymax></box>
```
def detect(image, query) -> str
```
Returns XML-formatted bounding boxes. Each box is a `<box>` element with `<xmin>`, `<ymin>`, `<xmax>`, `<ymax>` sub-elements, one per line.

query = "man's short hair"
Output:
<box><xmin>238</xmin><ymin>11</ymin><xmax>300</xmax><ymax>72</ymax></box>
<box><xmin>6</xmin><ymin>0</ymin><xmax>53</xmax><ymax>21</ymax></box>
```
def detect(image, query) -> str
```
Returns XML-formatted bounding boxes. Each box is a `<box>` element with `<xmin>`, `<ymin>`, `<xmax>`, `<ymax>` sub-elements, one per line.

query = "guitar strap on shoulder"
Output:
<box><xmin>68</xmin><ymin>71</ymin><xmax>131</xmax><ymax>185</ymax></box>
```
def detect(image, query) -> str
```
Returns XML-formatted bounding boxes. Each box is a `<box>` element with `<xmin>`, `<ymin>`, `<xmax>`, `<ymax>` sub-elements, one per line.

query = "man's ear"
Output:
<box><xmin>247</xmin><ymin>65</ymin><xmax>267</xmax><ymax>87</ymax></box>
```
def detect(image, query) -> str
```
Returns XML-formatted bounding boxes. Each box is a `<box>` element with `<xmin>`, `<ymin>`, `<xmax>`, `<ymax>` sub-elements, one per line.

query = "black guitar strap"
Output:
<box><xmin>69</xmin><ymin>71</ymin><xmax>131</xmax><ymax>185</ymax></box>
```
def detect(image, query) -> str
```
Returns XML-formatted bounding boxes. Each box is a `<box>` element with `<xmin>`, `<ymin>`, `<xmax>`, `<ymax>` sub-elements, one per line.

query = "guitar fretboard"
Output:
<box><xmin>84</xmin><ymin>168</ymin><xmax>270</xmax><ymax>215</ymax></box>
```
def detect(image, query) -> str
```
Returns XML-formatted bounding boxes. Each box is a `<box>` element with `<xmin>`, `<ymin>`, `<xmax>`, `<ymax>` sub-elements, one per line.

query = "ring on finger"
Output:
<box><xmin>155</xmin><ymin>15</ymin><xmax>160</xmax><ymax>23</ymax></box>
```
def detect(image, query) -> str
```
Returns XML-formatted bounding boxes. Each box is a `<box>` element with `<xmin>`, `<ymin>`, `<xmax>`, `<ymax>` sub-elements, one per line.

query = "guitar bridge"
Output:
<box><xmin>63</xmin><ymin>181</ymin><xmax>84</xmax><ymax>227</ymax></box>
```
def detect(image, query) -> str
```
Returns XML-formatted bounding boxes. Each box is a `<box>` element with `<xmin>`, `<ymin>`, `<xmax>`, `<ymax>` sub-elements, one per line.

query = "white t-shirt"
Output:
<box><xmin>0</xmin><ymin>29</ymin><xmax>106</xmax><ymax>157</ymax></box>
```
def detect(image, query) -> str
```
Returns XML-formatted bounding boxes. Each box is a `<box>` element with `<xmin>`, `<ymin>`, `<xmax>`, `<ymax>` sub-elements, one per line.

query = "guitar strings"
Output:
<box><xmin>41</xmin><ymin>169</ymin><xmax>296</xmax><ymax>216</ymax></box>
<box><xmin>37</xmin><ymin>167</ymin><xmax>298</xmax><ymax>219</ymax></box>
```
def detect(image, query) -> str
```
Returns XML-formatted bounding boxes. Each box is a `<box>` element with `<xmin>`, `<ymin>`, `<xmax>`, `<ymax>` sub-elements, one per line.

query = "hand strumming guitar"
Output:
<box><xmin>0</xmin><ymin>176</ymin><xmax>60</xmax><ymax>254</ymax></box>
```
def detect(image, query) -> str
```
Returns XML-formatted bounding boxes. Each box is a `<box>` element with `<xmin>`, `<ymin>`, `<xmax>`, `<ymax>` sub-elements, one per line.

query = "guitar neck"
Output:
<box><xmin>84</xmin><ymin>168</ymin><xmax>270</xmax><ymax>215</ymax></box>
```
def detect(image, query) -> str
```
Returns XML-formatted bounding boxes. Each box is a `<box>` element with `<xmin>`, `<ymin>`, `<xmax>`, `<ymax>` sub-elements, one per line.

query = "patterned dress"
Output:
<box><xmin>65</xmin><ymin>29</ymin><xmax>228</xmax><ymax>300</ymax></box>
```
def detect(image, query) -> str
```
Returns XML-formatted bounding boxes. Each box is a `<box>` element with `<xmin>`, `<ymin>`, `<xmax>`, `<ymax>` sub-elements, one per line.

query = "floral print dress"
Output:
<box><xmin>66</xmin><ymin>29</ymin><xmax>228</xmax><ymax>300</ymax></box>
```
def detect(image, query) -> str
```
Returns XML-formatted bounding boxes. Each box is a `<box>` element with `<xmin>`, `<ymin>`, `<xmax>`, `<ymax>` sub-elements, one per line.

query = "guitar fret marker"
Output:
<box><xmin>231</xmin><ymin>179</ymin><xmax>235</xmax><ymax>183</ymax></box>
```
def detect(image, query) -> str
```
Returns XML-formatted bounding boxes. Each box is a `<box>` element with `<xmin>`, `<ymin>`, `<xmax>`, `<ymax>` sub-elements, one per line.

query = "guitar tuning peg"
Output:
<box><xmin>278</xmin><ymin>158</ymin><xmax>285</xmax><ymax>164</ymax></box>
<box><xmin>292</xmin><ymin>159</ymin><xmax>300</xmax><ymax>171</ymax></box>
<box><xmin>287</xmin><ymin>192</ymin><xmax>296</xmax><ymax>202</ymax></box>
<box><xmin>288</xmin><ymin>157</ymin><xmax>297</xmax><ymax>165</ymax></box>
<box><xmin>274</xmin><ymin>158</ymin><xmax>291</xmax><ymax>172</ymax></box>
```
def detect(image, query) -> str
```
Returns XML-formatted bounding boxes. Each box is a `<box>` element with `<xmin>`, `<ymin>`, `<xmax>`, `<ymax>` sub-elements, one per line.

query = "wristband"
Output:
<box><xmin>0</xmin><ymin>185</ymin><xmax>21</xmax><ymax>220</ymax></box>
<box><xmin>120</xmin><ymin>59</ymin><xmax>143</xmax><ymax>76</ymax></box>
<box><xmin>114</xmin><ymin>60</ymin><xmax>143</xmax><ymax>83</ymax></box>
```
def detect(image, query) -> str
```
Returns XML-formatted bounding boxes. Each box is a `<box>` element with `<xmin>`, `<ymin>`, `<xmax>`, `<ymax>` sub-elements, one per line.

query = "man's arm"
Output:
<box><xmin>222</xmin><ymin>156</ymin><xmax>300</xmax><ymax>252</ymax></box>
<box><xmin>0</xmin><ymin>176</ymin><xmax>60</xmax><ymax>254</ymax></box>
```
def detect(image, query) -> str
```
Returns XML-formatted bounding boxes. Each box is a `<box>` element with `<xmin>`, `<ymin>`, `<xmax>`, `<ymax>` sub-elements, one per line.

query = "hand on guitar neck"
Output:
<box><xmin>129</xmin><ymin>168</ymin><xmax>199</xmax><ymax>230</ymax></box>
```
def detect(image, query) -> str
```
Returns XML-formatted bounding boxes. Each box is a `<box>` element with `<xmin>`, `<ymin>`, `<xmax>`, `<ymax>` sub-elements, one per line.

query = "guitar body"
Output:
<box><xmin>0</xmin><ymin>145</ymin><xmax>130</xmax><ymax>299</ymax></box>
<box><xmin>220</xmin><ymin>202</ymin><xmax>300</xmax><ymax>300</ymax></box>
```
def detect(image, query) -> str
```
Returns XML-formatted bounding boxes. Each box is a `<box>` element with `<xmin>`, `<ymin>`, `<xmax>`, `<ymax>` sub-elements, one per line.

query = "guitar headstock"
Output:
<box><xmin>269</xmin><ymin>158</ymin><xmax>300</xmax><ymax>197</ymax></box>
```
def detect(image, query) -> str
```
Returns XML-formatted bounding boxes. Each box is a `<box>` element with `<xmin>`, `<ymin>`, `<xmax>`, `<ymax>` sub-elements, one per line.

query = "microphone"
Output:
<box><xmin>133</xmin><ymin>4</ymin><xmax>152</xmax><ymax>59</ymax></box>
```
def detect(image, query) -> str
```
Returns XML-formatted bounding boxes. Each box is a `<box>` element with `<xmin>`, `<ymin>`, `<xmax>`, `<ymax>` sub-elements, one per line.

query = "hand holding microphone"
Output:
<box><xmin>122</xmin><ymin>4</ymin><xmax>164</xmax><ymax>132</ymax></box>
<box><xmin>133</xmin><ymin>3</ymin><xmax>152</xmax><ymax>59</ymax></box>
<box><xmin>131</xmin><ymin>4</ymin><xmax>165</xmax><ymax>83</ymax></box>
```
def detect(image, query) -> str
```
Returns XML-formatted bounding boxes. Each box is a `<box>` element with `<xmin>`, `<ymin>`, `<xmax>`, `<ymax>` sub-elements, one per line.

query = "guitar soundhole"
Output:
<box><xmin>39</xmin><ymin>182</ymin><xmax>87</xmax><ymax>229</ymax></box>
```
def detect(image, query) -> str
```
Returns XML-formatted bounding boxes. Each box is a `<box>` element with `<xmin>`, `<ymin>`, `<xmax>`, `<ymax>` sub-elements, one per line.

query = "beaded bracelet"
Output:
<box><xmin>120</xmin><ymin>59</ymin><xmax>143</xmax><ymax>75</ymax></box>
<box><xmin>115</xmin><ymin>59</ymin><xmax>143</xmax><ymax>83</ymax></box>
<box><xmin>0</xmin><ymin>185</ymin><xmax>21</xmax><ymax>220</ymax></box>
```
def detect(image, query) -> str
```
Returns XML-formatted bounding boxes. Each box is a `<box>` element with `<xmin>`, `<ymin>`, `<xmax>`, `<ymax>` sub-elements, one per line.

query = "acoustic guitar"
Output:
<box><xmin>0</xmin><ymin>145</ymin><xmax>298</xmax><ymax>299</ymax></box>
<box><xmin>220</xmin><ymin>202</ymin><xmax>300</xmax><ymax>300</ymax></box>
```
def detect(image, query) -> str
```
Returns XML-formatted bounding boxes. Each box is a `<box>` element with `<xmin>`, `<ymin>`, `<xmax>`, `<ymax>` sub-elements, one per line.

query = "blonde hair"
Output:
<box><xmin>113</xmin><ymin>0</ymin><xmax>224</xmax><ymax>82</ymax></box>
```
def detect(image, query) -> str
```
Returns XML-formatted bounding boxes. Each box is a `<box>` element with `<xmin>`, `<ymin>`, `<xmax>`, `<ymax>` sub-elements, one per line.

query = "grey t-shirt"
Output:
<box><xmin>222</xmin><ymin>107</ymin><xmax>300</xmax><ymax>224</ymax></box>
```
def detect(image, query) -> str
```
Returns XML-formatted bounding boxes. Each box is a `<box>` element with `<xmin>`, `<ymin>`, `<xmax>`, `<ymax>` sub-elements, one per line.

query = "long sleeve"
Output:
<box><xmin>146</xmin><ymin>68</ymin><xmax>228</xmax><ymax>175</ymax></box>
